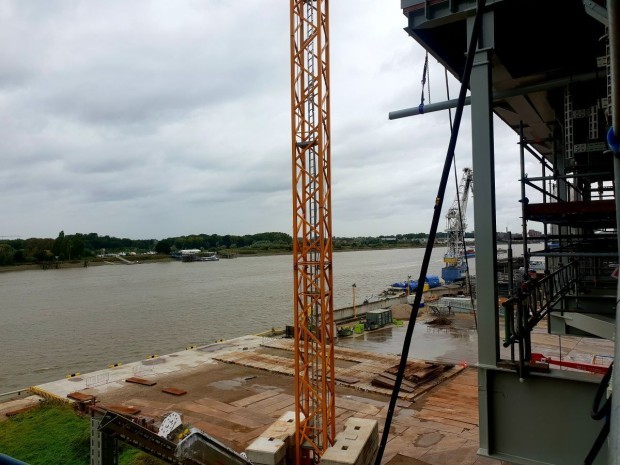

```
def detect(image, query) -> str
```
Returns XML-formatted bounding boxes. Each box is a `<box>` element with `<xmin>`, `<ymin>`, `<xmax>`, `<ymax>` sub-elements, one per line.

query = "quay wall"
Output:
<box><xmin>333</xmin><ymin>284</ymin><xmax>467</xmax><ymax>322</ymax></box>
<box><xmin>334</xmin><ymin>296</ymin><xmax>407</xmax><ymax>322</ymax></box>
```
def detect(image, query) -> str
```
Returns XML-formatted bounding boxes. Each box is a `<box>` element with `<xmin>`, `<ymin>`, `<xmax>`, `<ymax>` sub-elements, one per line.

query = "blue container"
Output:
<box><xmin>425</xmin><ymin>275</ymin><xmax>441</xmax><ymax>288</ymax></box>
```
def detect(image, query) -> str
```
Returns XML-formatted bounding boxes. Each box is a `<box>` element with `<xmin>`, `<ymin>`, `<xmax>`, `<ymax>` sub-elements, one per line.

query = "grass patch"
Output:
<box><xmin>0</xmin><ymin>403</ymin><xmax>89</xmax><ymax>464</ymax></box>
<box><xmin>0</xmin><ymin>403</ymin><xmax>165</xmax><ymax>465</ymax></box>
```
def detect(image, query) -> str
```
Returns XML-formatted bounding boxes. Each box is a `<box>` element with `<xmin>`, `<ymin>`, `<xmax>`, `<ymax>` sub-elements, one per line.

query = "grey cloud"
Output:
<box><xmin>0</xmin><ymin>0</ymin><xmax>527</xmax><ymax>239</ymax></box>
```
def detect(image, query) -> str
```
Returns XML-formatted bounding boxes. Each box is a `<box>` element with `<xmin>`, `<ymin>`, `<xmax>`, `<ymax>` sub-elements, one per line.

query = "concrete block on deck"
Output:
<box><xmin>321</xmin><ymin>417</ymin><xmax>378</xmax><ymax>465</ymax></box>
<box><xmin>245</xmin><ymin>411</ymin><xmax>302</xmax><ymax>465</ymax></box>
<box><xmin>245</xmin><ymin>436</ymin><xmax>287</xmax><ymax>465</ymax></box>
<box><xmin>261</xmin><ymin>411</ymin><xmax>297</xmax><ymax>446</ymax></box>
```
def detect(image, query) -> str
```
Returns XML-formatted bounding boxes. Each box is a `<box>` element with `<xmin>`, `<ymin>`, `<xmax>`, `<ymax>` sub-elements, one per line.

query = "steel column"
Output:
<box><xmin>519</xmin><ymin>122</ymin><xmax>529</xmax><ymax>274</ymax></box>
<box><xmin>468</xmin><ymin>9</ymin><xmax>497</xmax><ymax>456</ymax></box>
<box><xmin>607</xmin><ymin>23</ymin><xmax>620</xmax><ymax>465</ymax></box>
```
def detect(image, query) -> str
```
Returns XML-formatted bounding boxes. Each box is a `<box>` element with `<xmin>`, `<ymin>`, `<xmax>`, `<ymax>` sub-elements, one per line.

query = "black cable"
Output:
<box><xmin>591</xmin><ymin>361</ymin><xmax>613</xmax><ymax>421</ymax></box>
<box><xmin>445</xmin><ymin>67</ymin><xmax>477</xmax><ymax>329</ymax></box>
<box><xmin>584</xmin><ymin>417</ymin><xmax>609</xmax><ymax>465</ymax></box>
<box><xmin>583</xmin><ymin>362</ymin><xmax>613</xmax><ymax>465</ymax></box>
<box><xmin>374</xmin><ymin>2</ymin><xmax>487</xmax><ymax>463</ymax></box>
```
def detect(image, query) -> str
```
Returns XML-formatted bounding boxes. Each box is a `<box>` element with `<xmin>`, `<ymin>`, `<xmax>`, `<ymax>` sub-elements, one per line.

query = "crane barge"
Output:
<box><xmin>441</xmin><ymin>167</ymin><xmax>473</xmax><ymax>283</ymax></box>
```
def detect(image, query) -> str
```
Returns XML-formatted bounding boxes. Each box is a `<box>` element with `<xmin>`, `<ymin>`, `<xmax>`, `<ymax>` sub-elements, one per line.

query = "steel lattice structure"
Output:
<box><xmin>289</xmin><ymin>0</ymin><xmax>335</xmax><ymax>463</ymax></box>
<box><xmin>444</xmin><ymin>167</ymin><xmax>473</xmax><ymax>266</ymax></box>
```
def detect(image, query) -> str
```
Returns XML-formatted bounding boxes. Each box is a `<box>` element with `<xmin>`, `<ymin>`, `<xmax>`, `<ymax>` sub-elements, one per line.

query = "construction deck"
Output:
<box><xmin>9</xmin><ymin>319</ymin><xmax>614</xmax><ymax>464</ymax></box>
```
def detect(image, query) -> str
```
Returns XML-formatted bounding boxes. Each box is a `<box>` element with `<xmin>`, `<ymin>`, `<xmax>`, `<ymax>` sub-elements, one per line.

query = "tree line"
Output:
<box><xmin>0</xmin><ymin>232</ymin><xmax>158</xmax><ymax>265</ymax></box>
<box><xmin>0</xmin><ymin>230</ymin><xmax>468</xmax><ymax>266</ymax></box>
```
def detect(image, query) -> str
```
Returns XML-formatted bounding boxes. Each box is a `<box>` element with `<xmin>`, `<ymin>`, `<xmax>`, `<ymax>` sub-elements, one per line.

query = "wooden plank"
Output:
<box><xmin>125</xmin><ymin>398</ymin><xmax>175</xmax><ymax>410</ymax></box>
<box><xmin>435</xmin><ymin>385</ymin><xmax>478</xmax><ymax>395</ymax></box>
<box><xmin>176</xmin><ymin>401</ymin><xmax>221</xmax><ymax>417</ymax></box>
<box><xmin>162</xmin><ymin>387</ymin><xmax>187</xmax><ymax>396</ymax></box>
<box><xmin>234</xmin><ymin>408</ymin><xmax>276</xmax><ymax>426</ymax></box>
<box><xmin>429</xmin><ymin>390</ymin><xmax>478</xmax><ymax>401</ymax></box>
<box><xmin>425</xmin><ymin>392</ymin><xmax>478</xmax><ymax>405</ymax></box>
<box><xmin>392</xmin><ymin>415</ymin><xmax>465</xmax><ymax>434</ymax></box>
<box><xmin>422</xmin><ymin>402</ymin><xmax>478</xmax><ymax>417</ymax></box>
<box><xmin>5</xmin><ymin>405</ymin><xmax>39</xmax><ymax>417</ymax></box>
<box><xmin>415</xmin><ymin>412</ymin><xmax>478</xmax><ymax>429</ymax></box>
<box><xmin>105</xmin><ymin>405</ymin><xmax>142</xmax><ymax>416</ymax></box>
<box><xmin>371</xmin><ymin>376</ymin><xmax>415</xmax><ymax>393</ymax></box>
<box><xmin>230</xmin><ymin>390</ymin><xmax>280</xmax><ymax>407</ymax></box>
<box><xmin>193</xmin><ymin>397</ymin><xmax>239</xmax><ymax>413</ymax></box>
<box><xmin>192</xmin><ymin>420</ymin><xmax>236</xmax><ymax>443</ymax></box>
<box><xmin>333</xmin><ymin>374</ymin><xmax>360</xmax><ymax>384</ymax></box>
<box><xmin>125</xmin><ymin>377</ymin><xmax>156</xmax><ymax>386</ymax></box>
<box><xmin>451</xmin><ymin>373</ymin><xmax>478</xmax><ymax>387</ymax></box>
<box><xmin>336</xmin><ymin>398</ymin><xmax>381</xmax><ymax>415</ymax></box>
<box><xmin>374</xmin><ymin>372</ymin><xmax>417</xmax><ymax>389</ymax></box>
<box><xmin>177</xmin><ymin>402</ymin><xmax>272</xmax><ymax>429</ymax></box>
<box><xmin>418</xmin><ymin>408</ymin><xmax>478</xmax><ymax>425</ymax></box>
<box><xmin>67</xmin><ymin>392</ymin><xmax>94</xmax><ymax>402</ymax></box>
<box><xmin>261</xmin><ymin>399</ymin><xmax>295</xmax><ymax>415</ymax></box>
<box><xmin>249</xmin><ymin>393</ymin><xmax>294</xmax><ymax>410</ymax></box>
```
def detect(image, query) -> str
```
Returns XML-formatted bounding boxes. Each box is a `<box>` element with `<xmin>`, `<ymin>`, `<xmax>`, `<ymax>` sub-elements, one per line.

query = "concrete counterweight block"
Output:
<box><xmin>245</xmin><ymin>411</ymin><xmax>302</xmax><ymax>465</ymax></box>
<box><xmin>320</xmin><ymin>418</ymin><xmax>379</xmax><ymax>465</ymax></box>
<box><xmin>245</xmin><ymin>436</ymin><xmax>287</xmax><ymax>465</ymax></box>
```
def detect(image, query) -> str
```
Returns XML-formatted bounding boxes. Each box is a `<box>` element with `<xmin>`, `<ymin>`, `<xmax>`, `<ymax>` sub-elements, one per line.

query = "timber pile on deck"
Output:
<box><xmin>371</xmin><ymin>361</ymin><xmax>454</xmax><ymax>394</ymax></box>
<box><xmin>213</xmin><ymin>338</ymin><xmax>463</xmax><ymax>400</ymax></box>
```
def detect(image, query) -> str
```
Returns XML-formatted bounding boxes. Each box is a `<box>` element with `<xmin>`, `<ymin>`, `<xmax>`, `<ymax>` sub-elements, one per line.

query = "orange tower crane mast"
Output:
<box><xmin>289</xmin><ymin>0</ymin><xmax>336</xmax><ymax>463</ymax></box>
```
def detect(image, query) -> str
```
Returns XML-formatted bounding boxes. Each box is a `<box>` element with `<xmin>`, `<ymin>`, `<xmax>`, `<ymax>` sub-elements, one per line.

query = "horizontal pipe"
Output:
<box><xmin>525</xmin><ymin>172</ymin><xmax>612</xmax><ymax>181</ymax></box>
<box><xmin>529</xmin><ymin>252</ymin><xmax>619</xmax><ymax>258</ymax></box>
<box><xmin>389</xmin><ymin>71</ymin><xmax>599</xmax><ymax>119</ymax></box>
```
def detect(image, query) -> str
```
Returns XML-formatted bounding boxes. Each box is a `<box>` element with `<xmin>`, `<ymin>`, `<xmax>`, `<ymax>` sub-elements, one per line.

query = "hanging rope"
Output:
<box><xmin>445</xmin><ymin>67</ymin><xmax>477</xmax><ymax>329</ymax></box>
<box><xmin>427</xmin><ymin>56</ymin><xmax>431</xmax><ymax>104</ymax></box>
<box><xmin>419</xmin><ymin>52</ymin><xmax>429</xmax><ymax>114</ymax></box>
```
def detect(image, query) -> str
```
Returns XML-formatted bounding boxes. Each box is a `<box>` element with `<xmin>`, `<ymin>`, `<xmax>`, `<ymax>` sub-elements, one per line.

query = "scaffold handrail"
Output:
<box><xmin>502</xmin><ymin>260</ymin><xmax>580</xmax><ymax>351</ymax></box>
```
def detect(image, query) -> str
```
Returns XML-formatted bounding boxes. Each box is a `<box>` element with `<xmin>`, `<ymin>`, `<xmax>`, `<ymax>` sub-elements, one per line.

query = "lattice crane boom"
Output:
<box><xmin>444</xmin><ymin>167</ymin><xmax>473</xmax><ymax>265</ymax></box>
<box><xmin>290</xmin><ymin>0</ymin><xmax>336</xmax><ymax>463</ymax></box>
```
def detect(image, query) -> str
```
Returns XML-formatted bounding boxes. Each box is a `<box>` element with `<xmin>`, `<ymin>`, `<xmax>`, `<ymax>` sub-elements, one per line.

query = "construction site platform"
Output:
<box><xmin>16</xmin><ymin>317</ymin><xmax>614</xmax><ymax>465</ymax></box>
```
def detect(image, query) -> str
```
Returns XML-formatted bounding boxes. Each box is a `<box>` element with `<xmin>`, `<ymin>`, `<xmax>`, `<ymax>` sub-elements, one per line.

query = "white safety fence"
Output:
<box><xmin>132</xmin><ymin>364</ymin><xmax>154</xmax><ymax>377</ymax></box>
<box><xmin>85</xmin><ymin>372</ymin><xmax>110</xmax><ymax>388</ymax></box>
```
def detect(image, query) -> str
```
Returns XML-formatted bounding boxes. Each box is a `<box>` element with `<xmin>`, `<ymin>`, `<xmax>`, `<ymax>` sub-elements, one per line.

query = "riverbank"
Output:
<box><xmin>0</xmin><ymin>245</ymin><xmax>438</xmax><ymax>274</ymax></box>
<box><xmin>0</xmin><ymin>257</ymin><xmax>173</xmax><ymax>273</ymax></box>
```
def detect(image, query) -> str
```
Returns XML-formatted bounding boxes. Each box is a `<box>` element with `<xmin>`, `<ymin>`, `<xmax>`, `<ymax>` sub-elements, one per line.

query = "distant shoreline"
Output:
<box><xmin>0</xmin><ymin>257</ymin><xmax>173</xmax><ymax>273</ymax></box>
<box><xmin>0</xmin><ymin>245</ymin><xmax>436</xmax><ymax>273</ymax></box>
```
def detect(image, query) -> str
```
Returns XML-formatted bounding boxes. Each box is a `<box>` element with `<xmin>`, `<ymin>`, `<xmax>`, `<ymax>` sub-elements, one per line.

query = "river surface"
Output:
<box><xmin>0</xmin><ymin>246</ymin><xmax>484</xmax><ymax>393</ymax></box>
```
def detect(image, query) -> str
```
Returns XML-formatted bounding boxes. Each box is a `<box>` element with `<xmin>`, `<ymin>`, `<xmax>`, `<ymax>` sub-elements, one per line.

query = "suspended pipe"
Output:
<box><xmin>374</xmin><ymin>1</ymin><xmax>486</xmax><ymax>463</ymax></box>
<box><xmin>389</xmin><ymin>71</ymin><xmax>599</xmax><ymax>119</ymax></box>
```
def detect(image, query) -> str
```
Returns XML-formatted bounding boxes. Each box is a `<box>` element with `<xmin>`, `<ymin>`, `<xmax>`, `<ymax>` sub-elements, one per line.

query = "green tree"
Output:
<box><xmin>68</xmin><ymin>234</ymin><xmax>85</xmax><ymax>259</ymax></box>
<box><xmin>0</xmin><ymin>244</ymin><xmax>15</xmax><ymax>265</ymax></box>
<box><xmin>155</xmin><ymin>239</ymin><xmax>173</xmax><ymax>254</ymax></box>
<box><xmin>52</xmin><ymin>231</ymin><xmax>66</xmax><ymax>259</ymax></box>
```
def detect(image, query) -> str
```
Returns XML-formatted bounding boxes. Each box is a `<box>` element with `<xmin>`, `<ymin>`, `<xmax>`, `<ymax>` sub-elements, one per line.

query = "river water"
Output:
<box><xmin>0</xmin><ymin>246</ymin><xmax>474</xmax><ymax>393</ymax></box>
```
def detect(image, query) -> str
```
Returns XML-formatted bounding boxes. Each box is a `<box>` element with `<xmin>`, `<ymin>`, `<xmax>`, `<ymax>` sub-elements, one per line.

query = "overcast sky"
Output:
<box><xmin>0</xmin><ymin>1</ymin><xmax>539</xmax><ymax>240</ymax></box>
